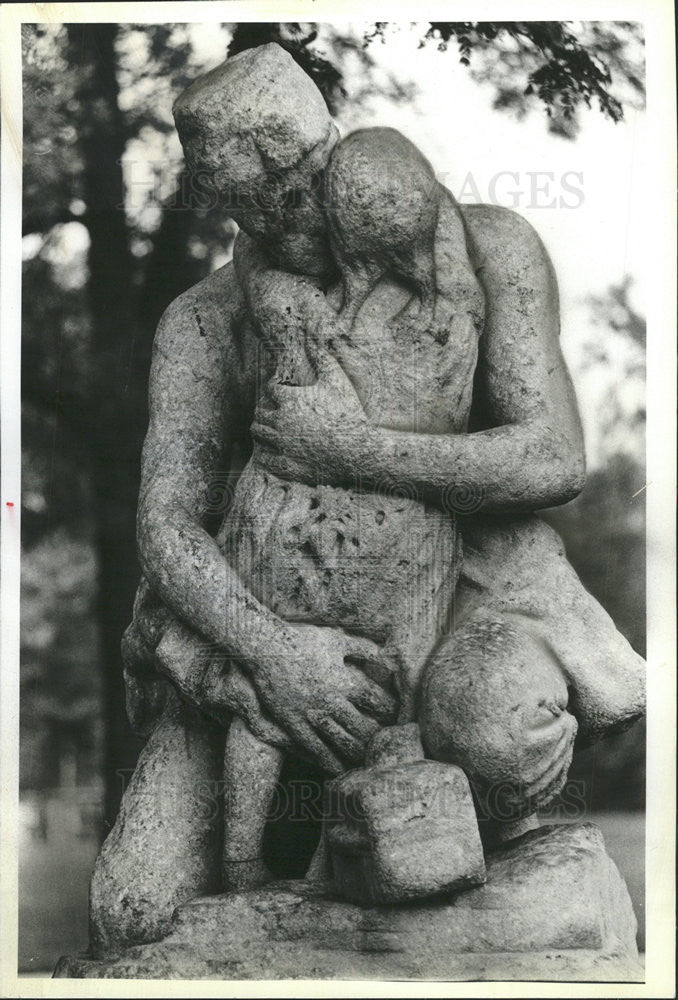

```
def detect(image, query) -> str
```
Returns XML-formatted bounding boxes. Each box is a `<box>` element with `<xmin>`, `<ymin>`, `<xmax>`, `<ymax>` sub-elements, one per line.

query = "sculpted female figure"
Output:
<box><xmin>90</xmin><ymin>45</ymin><xmax>645</xmax><ymax>955</ymax></box>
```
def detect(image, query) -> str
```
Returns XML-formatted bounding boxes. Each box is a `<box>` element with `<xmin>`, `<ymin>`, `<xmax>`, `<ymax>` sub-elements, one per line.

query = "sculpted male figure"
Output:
<box><xmin>90</xmin><ymin>45</ymin><xmax>645</xmax><ymax>954</ymax></box>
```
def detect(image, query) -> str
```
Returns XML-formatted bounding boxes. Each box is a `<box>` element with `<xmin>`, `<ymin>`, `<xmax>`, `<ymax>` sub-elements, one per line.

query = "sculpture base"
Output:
<box><xmin>55</xmin><ymin>823</ymin><xmax>643</xmax><ymax>982</ymax></box>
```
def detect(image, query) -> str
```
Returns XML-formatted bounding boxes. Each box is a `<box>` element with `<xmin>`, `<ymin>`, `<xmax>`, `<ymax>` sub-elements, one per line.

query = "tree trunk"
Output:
<box><xmin>67</xmin><ymin>26</ymin><xmax>218</xmax><ymax>829</ymax></box>
<box><xmin>67</xmin><ymin>24</ymin><xmax>147</xmax><ymax>827</ymax></box>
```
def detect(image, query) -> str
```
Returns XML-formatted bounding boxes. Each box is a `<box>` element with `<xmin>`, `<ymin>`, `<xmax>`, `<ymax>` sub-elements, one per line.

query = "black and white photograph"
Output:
<box><xmin>1</xmin><ymin>2</ymin><xmax>675</xmax><ymax>995</ymax></box>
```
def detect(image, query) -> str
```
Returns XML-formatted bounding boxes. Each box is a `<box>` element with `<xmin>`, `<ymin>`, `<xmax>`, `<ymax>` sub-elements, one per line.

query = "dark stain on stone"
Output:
<box><xmin>194</xmin><ymin>307</ymin><xmax>207</xmax><ymax>338</ymax></box>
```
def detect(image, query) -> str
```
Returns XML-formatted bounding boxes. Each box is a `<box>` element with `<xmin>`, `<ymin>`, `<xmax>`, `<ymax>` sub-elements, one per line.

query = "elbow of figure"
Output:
<box><xmin>564</xmin><ymin>451</ymin><xmax>586</xmax><ymax>501</ymax></box>
<box><xmin>136</xmin><ymin>497</ymin><xmax>173</xmax><ymax>592</ymax></box>
<box><xmin>541</xmin><ymin>441</ymin><xmax>586</xmax><ymax>507</ymax></box>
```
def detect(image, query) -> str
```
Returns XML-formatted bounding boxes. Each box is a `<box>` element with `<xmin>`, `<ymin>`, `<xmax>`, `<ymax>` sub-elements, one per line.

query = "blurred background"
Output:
<box><xmin>19</xmin><ymin>21</ymin><xmax>646</xmax><ymax>973</ymax></box>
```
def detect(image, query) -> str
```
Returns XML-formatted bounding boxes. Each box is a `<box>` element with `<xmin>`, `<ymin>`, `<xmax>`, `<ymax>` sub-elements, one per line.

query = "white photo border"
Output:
<box><xmin>1</xmin><ymin>2</ymin><xmax>675</xmax><ymax>997</ymax></box>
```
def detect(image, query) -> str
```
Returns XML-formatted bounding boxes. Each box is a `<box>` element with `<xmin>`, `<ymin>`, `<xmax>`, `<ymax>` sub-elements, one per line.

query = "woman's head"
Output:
<box><xmin>324</xmin><ymin>128</ymin><xmax>441</xmax><ymax>299</ymax></box>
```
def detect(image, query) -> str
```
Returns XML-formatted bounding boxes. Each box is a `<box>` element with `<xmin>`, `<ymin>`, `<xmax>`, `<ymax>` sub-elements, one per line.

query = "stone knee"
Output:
<box><xmin>89</xmin><ymin>696</ymin><xmax>224</xmax><ymax>957</ymax></box>
<box><xmin>419</xmin><ymin>614</ymin><xmax>578</xmax><ymax>820</ymax></box>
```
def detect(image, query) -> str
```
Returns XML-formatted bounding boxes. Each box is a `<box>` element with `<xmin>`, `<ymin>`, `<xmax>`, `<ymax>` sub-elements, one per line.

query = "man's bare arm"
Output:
<box><xmin>136</xmin><ymin>275</ymin><xmax>287</xmax><ymax>668</ymax></box>
<box><xmin>354</xmin><ymin>205</ymin><xmax>585</xmax><ymax>511</ymax></box>
<box><xmin>252</xmin><ymin>206</ymin><xmax>585</xmax><ymax>513</ymax></box>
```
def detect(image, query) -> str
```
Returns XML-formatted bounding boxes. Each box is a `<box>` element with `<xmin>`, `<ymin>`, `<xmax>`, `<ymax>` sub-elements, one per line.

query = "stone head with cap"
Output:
<box><xmin>173</xmin><ymin>43</ymin><xmax>339</xmax><ymax>276</ymax></box>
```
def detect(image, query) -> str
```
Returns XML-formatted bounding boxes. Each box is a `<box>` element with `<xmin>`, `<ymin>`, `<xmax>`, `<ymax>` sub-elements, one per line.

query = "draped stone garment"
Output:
<box><xmin>221</xmin><ymin>189</ymin><xmax>484</xmax><ymax>685</ymax></box>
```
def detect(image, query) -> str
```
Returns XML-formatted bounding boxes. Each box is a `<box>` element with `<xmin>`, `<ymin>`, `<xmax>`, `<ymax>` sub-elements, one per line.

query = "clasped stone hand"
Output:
<box><xmin>251</xmin><ymin>338</ymin><xmax>369</xmax><ymax>490</ymax></box>
<box><xmin>149</xmin><ymin>610</ymin><xmax>399</xmax><ymax>776</ymax></box>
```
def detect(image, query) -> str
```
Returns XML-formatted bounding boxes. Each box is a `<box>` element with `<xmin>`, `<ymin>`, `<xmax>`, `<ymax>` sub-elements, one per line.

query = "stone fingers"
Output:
<box><xmin>516</xmin><ymin>711</ymin><xmax>578</xmax><ymax>804</ymax></box>
<box><xmin>473</xmin><ymin>708</ymin><xmax>579</xmax><ymax>819</ymax></box>
<box><xmin>156</xmin><ymin>622</ymin><xmax>212</xmax><ymax>705</ymax></box>
<box><xmin>122</xmin><ymin>614</ymin><xmax>174</xmax><ymax>737</ymax></box>
<box><xmin>215</xmin><ymin>668</ymin><xmax>294</xmax><ymax>752</ymax></box>
<box><xmin>249</xmin><ymin>420</ymin><xmax>283</xmax><ymax>452</ymax></box>
<box><xmin>329</xmin><ymin>700</ymin><xmax>381</xmax><ymax>748</ymax></box>
<box><xmin>342</xmin><ymin>632</ymin><xmax>381</xmax><ymax>663</ymax></box>
<box><xmin>346</xmin><ymin>673</ymin><xmax>398</xmax><ymax>723</ymax></box>
<box><xmin>293</xmin><ymin>722</ymin><xmax>346</xmax><ymax>776</ymax></box>
<box><xmin>314</xmin><ymin>716</ymin><xmax>365</xmax><ymax>766</ymax></box>
<box><xmin>131</xmin><ymin>580</ymin><xmax>176</xmax><ymax>652</ymax></box>
<box><xmin>121</xmin><ymin>618</ymin><xmax>154</xmax><ymax>672</ymax></box>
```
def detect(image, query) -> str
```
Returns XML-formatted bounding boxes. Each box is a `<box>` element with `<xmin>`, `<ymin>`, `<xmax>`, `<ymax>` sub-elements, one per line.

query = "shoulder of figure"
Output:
<box><xmin>458</xmin><ymin>203</ymin><xmax>553</xmax><ymax>278</ymax></box>
<box><xmin>154</xmin><ymin>260</ymin><xmax>245</xmax><ymax>360</ymax></box>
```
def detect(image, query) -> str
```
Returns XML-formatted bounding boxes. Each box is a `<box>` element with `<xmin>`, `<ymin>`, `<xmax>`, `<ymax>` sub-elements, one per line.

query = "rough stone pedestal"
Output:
<box><xmin>55</xmin><ymin>823</ymin><xmax>642</xmax><ymax>982</ymax></box>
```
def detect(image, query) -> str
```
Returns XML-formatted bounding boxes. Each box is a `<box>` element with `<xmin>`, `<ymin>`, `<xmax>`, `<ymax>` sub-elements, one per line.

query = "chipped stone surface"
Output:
<box><xmin>89</xmin><ymin>696</ymin><xmax>224</xmax><ymax>957</ymax></box>
<box><xmin>174</xmin><ymin>43</ymin><xmax>339</xmax><ymax>276</ymax></box>
<box><xmin>325</xmin><ymin>759</ymin><xmax>486</xmax><ymax>905</ymax></box>
<box><xmin>420</xmin><ymin>513</ymin><xmax>646</xmax><ymax>817</ymax></box>
<box><xmin>57</xmin><ymin>824</ymin><xmax>642</xmax><ymax>981</ymax></box>
<box><xmin>324</xmin><ymin>724</ymin><xmax>485</xmax><ymax>905</ymax></box>
<box><xmin>365</xmin><ymin>721</ymin><xmax>424</xmax><ymax>768</ymax></box>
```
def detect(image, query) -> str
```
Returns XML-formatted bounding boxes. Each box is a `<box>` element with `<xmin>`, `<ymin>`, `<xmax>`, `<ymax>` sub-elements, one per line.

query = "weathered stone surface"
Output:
<box><xmin>365</xmin><ymin>721</ymin><xmax>424</xmax><ymax>768</ymax></box>
<box><xmin>79</xmin><ymin>39</ymin><xmax>648</xmax><ymax>971</ymax></box>
<box><xmin>420</xmin><ymin>597</ymin><xmax>579</xmax><ymax>820</ymax></box>
<box><xmin>222</xmin><ymin>715</ymin><xmax>283</xmax><ymax>892</ymax></box>
<box><xmin>326</xmin><ymin>760</ymin><xmax>486</xmax><ymax>905</ymax></box>
<box><xmin>198</xmin><ymin>124</ymin><xmax>488</xmax><ymax>886</ymax></box>
<box><xmin>89</xmin><ymin>697</ymin><xmax>224</xmax><ymax>957</ymax></box>
<box><xmin>221</xmin><ymin>132</ymin><xmax>484</xmax><ymax>689</ymax></box>
<box><xmin>54</xmin><ymin>944</ymin><xmax>644</xmax><ymax>984</ymax></box>
<box><xmin>324</xmin><ymin>723</ymin><xmax>485</xmax><ymax>904</ymax></box>
<box><xmin>458</xmin><ymin>512</ymin><xmax>646</xmax><ymax>743</ymax></box>
<box><xmin>173</xmin><ymin>43</ymin><xmax>337</xmax><ymax>194</ymax></box>
<box><xmin>419</xmin><ymin>515</ymin><xmax>645</xmax><ymax>817</ymax></box>
<box><xmin>173</xmin><ymin>43</ymin><xmax>339</xmax><ymax>276</ymax></box>
<box><xmin>56</xmin><ymin>824</ymin><xmax>642</xmax><ymax>981</ymax></box>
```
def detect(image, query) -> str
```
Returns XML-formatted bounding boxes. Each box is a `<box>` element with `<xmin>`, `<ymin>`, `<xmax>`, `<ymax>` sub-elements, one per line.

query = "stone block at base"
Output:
<box><xmin>54</xmin><ymin>823</ymin><xmax>643</xmax><ymax>982</ymax></box>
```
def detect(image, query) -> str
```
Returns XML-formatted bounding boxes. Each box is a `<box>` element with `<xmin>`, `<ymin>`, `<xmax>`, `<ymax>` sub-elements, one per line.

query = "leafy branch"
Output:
<box><xmin>366</xmin><ymin>21</ymin><xmax>644</xmax><ymax>136</ymax></box>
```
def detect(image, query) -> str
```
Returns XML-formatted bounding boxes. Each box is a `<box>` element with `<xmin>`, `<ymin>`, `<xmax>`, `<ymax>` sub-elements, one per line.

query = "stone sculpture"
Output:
<box><xmin>56</xmin><ymin>43</ymin><xmax>646</xmax><ymax>981</ymax></box>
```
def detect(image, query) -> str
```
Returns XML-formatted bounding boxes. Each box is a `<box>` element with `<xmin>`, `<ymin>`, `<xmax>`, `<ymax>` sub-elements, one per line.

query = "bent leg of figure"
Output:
<box><xmin>223</xmin><ymin>716</ymin><xmax>284</xmax><ymax>891</ymax></box>
<box><xmin>419</xmin><ymin>611</ymin><xmax>578</xmax><ymax>835</ymax></box>
<box><xmin>459</xmin><ymin>515</ymin><xmax>646</xmax><ymax>744</ymax></box>
<box><xmin>89</xmin><ymin>692</ymin><xmax>224</xmax><ymax>958</ymax></box>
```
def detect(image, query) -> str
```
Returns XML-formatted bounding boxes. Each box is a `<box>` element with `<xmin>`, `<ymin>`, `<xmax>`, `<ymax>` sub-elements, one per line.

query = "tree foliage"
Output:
<box><xmin>581</xmin><ymin>279</ymin><xmax>646</xmax><ymax>463</ymax></box>
<box><xmin>368</xmin><ymin>21</ymin><xmax>644</xmax><ymax>138</ymax></box>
